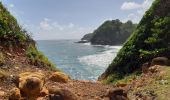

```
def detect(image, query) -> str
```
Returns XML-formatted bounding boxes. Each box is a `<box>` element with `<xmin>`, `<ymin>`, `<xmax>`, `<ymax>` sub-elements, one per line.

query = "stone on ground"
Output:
<box><xmin>49</xmin><ymin>72</ymin><xmax>70</xmax><ymax>83</ymax></box>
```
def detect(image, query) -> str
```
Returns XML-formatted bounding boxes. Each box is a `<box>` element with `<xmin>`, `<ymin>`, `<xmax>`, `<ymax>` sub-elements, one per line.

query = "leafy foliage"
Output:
<box><xmin>100</xmin><ymin>0</ymin><xmax>170</xmax><ymax>82</ymax></box>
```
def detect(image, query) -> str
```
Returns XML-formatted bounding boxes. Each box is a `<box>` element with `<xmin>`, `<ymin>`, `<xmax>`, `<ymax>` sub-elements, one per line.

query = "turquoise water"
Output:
<box><xmin>36</xmin><ymin>40</ymin><xmax>121</xmax><ymax>80</ymax></box>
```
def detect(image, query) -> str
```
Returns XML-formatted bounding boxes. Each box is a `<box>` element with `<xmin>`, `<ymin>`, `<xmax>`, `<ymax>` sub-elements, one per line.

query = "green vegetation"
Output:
<box><xmin>26</xmin><ymin>44</ymin><xmax>58</xmax><ymax>71</ymax></box>
<box><xmin>0</xmin><ymin>69</ymin><xmax>9</xmax><ymax>79</ymax></box>
<box><xmin>129</xmin><ymin>66</ymin><xmax>170</xmax><ymax>100</ymax></box>
<box><xmin>0</xmin><ymin>2</ymin><xmax>34</xmax><ymax>49</ymax></box>
<box><xmin>0</xmin><ymin>52</ymin><xmax>4</xmax><ymax>65</ymax></box>
<box><xmin>0</xmin><ymin>2</ymin><xmax>58</xmax><ymax>71</ymax></box>
<box><xmin>100</xmin><ymin>0</ymin><xmax>170</xmax><ymax>82</ymax></box>
<box><xmin>82</xmin><ymin>20</ymin><xmax>137</xmax><ymax>45</ymax></box>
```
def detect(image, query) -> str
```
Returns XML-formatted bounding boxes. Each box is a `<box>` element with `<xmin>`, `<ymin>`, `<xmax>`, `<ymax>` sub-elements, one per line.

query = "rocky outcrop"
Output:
<box><xmin>151</xmin><ymin>57</ymin><xmax>170</xmax><ymax>66</ymax></box>
<box><xmin>81</xmin><ymin>33</ymin><xmax>93</xmax><ymax>41</ymax></box>
<box><xmin>18</xmin><ymin>72</ymin><xmax>45</xmax><ymax>98</ymax></box>
<box><xmin>48</xmin><ymin>86</ymin><xmax>78</xmax><ymax>100</ymax></box>
<box><xmin>49</xmin><ymin>72</ymin><xmax>70</xmax><ymax>83</ymax></box>
<box><xmin>79</xmin><ymin>20</ymin><xmax>136</xmax><ymax>45</ymax></box>
<box><xmin>107</xmin><ymin>88</ymin><xmax>128</xmax><ymax>100</ymax></box>
<box><xmin>9</xmin><ymin>88</ymin><xmax>21</xmax><ymax>100</ymax></box>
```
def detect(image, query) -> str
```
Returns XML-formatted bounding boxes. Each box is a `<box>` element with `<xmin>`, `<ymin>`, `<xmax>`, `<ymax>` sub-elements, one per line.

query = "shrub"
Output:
<box><xmin>26</xmin><ymin>44</ymin><xmax>58</xmax><ymax>71</ymax></box>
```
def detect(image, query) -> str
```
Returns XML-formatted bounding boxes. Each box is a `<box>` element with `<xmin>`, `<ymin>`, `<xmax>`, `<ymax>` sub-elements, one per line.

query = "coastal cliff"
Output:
<box><xmin>79</xmin><ymin>20</ymin><xmax>137</xmax><ymax>45</ymax></box>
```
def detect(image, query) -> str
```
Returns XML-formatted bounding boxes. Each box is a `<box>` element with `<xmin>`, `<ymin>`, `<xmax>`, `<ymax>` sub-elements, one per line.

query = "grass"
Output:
<box><xmin>26</xmin><ymin>44</ymin><xmax>59</xmax><ymax>71</ymax></box>
<box><xmin>0</xmin><ymin>69</ymin><xmax>9</xmax><ymax>80</ymax></box>
<box><xmin>128</xmin><ymin>66</ymin><xmax>170</xmax><ymax>100</ymax></box>
<box><xmin>102</xmin><ymin>71</ymin><xmax>140</xmax><ymax>84</ymax></box>
<box><xmin>0</xmin><ymin>52</ymin><xmax>5</xmax><ymax>65</ymax></box>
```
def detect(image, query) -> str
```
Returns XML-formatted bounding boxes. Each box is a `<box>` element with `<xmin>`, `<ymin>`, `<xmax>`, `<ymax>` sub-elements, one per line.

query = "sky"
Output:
<box><xmin>1</xmin><ymin>0</ymin><xmax>153</xmax><ymax>40</ymax></box>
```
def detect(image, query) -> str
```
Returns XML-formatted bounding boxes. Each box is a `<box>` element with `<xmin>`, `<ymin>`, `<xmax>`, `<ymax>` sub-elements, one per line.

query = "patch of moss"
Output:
<box><xmin>100</xmin><ymin>0</ymin><xmax>170</xmax><ymax>82</ymax></box>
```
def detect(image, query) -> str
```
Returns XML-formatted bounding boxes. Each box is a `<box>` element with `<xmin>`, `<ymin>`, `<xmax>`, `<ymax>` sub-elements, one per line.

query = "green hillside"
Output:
<box><xmin>99</xmin><ymin>0</ymin><xmax>170</xmax><ymax>83</ymax></box>
<box><xmin>80</xmin><ymin>20</ymin><xmax>137</xmax><ymax>45</ymax></box>
<box><xmin>0</xmin><ymin>2</ymin><xmax>56</xmax><ymax>71</ymax></box>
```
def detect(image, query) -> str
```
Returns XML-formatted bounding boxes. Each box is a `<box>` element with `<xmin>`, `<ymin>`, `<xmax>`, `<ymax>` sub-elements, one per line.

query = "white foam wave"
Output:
<box><xmin>83</xmin><ymin>42</ymin><xmax>91</xmax><ymax>45</ymax></box>
<box><xmin>78</xmin><ymin>46</ymin><xmax>121</xmax><ymax>67</ymax></box>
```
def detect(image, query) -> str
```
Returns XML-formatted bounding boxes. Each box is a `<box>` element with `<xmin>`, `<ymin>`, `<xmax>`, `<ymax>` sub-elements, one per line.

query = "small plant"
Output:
<box><xmin>0</xmin><ymin>52</ymin><xmax>4</xmax><ymax>65</ymax></box>
<box><xmin>0</xmin><ymin>69</ymin><xmax>8</xmax><ymax>80</ymax></box>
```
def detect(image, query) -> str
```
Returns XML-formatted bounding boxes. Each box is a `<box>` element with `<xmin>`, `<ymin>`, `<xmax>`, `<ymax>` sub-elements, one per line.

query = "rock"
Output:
<box><xmin>18</xmin><ymin>72</ymin><xmax>44</xmax><ymax>98</ymax></box>
<box><xmin>9</xmin><ymin>88</ymin><xmax>21</xmax><ymax>100</ymax></box>
<box><xmin>39</xmin><ymin>87</ymin><xmax>49</xmax><ymax>97</ymax></box>
<box><xmin>148</xmin><ymin>65</ymin><xmax>160</xmax><ymax>73</ymax></box>
<box><xmin>141</xmin><ymin>62</ymin><xmax>150</xmax><ymax>73</ymax></box>
<box><xmin>49</xmin><ymin>72</ymin><xmax>69</xmax><ymax>83</ymax></box>
<box><xmin>0</xmin><ymin>90</ymin><xmax>6</xmax><ymax>97</ymax></box>
<box><xmin>116</xmin><ymin>83</ymin><xmax>127</xmax><ymax>87</ymax></box>
<box><xmin>151</xmin><ymin>57</ymin><xmax>170</xmax><ymax>66</ymax></box>
<box><xmin>48</xmin><ymin>86</ymin><xmax>78</xmax><ymax>100</ymax></box>
<box><xmin>107</xmin><ymin>88</ymin><xmax>128</xmax><ymax>100</ymax></box>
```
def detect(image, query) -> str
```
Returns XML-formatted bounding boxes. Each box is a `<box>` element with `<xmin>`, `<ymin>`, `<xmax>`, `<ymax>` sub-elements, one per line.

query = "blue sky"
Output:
<box><xmin>1</xmin><ymin>0</ymin><xmax>153</xmax><ymax>40</ymax></box>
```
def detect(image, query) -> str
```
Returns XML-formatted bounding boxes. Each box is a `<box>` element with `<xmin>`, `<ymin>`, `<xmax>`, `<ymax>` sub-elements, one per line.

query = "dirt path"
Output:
<box><xmin>46</xmin><ymin>80</ymin><xmax>115</xmax><ymax>100</ymax></box>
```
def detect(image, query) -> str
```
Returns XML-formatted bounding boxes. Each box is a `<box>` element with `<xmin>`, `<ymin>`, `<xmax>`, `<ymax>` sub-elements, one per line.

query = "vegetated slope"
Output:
<box><xmin>128</xmin><ymin>65</ymin><xmax>170</xmax><ymax>100</ymax></box>
<box><xmin>99</xmin><ymin>0</ymin><xmax>170</xmax><ymax>83</ymax></box>
<box><xmin>0</xmin><ymin>2</ymin><xmax>56</xmax><ymax>70</ymax></box>
<box><xmin>80</xmin><ymin>19</ymin><xmax>137</xmax><ymax>45</ymax></box>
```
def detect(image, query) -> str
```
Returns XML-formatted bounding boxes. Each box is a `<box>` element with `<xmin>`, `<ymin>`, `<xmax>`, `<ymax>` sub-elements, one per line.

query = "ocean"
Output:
<box><xmin>36</xmin><ymin>40</ymin><xmax>121</xmax><ymax>80</ymax></box>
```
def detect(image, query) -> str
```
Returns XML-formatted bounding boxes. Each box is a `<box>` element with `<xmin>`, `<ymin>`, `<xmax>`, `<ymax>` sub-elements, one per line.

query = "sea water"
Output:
<box><xmin>36</xmin><ymin>40</ymin><xmax>121</xmax><ymax>80</ymax></box>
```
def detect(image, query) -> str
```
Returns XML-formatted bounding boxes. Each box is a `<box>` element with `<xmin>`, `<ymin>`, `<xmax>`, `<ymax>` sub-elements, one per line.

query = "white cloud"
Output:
<box><xmin>121</xmin><ymin>2</ymin><xmax>141</xmax><ymax>10</ymax></box>
<box><xmin>122</xmin><ymin>0</ymin><xmax>153</xmax><ymax>23</ymax></box>
<box><xmin>52</xmin><ymin>22</ymin><xmax>64</xmax><ymax>31</ymax></box>
<box><xmin>39</xmin><ymin>18</ymin><xmax>76</xmax><ymax>31</ymax></box>
<box><xmin>68</xmin><ymin>23</ymin><xmax>75</xmax><ymax>28</ymax></box>
<box><xmin>40</xmin><ymin>18</ymin><xmax>53</xmax><ymax>30</ymax></box>
<box><xmin>9</xmin><ymin>4</ymin><xmax>14</xmax><ymax>8</ymax></box>
<box><xmin>36</xmin><ymin>18</ymin><xmax>93</xmax><ymax>40</ymax></box>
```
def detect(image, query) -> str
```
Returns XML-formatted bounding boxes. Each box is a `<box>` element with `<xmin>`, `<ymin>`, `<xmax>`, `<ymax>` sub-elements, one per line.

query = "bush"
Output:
<box><xmin>26</xmin><ymin>45</ymin><xmax>58</xmax><ymax>71</ymax></box>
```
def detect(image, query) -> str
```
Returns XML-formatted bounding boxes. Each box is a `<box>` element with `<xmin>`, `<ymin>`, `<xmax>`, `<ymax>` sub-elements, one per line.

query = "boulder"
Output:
<box><xmin>107</xmin><ymin>88</ymin><xmax>128</xmax><ymax>100</ymax></box>
<box><xmin>39</xmin><ymin>87</ymin><xmax>49</xmax><ymax>97</ymax></box>
<box><xmin>9</xmin><ymin>88</ymin><xmax>21</xmax><ymax>100</ymax></box>
<box><xmin>48</xmin><ymin>86</ymin><xmax>78</xmax><ymax>100</ymax></box>
<box><xmin>49</xmin><ymin>72</ymin><xmax>69</xmax><ymax>83</ymax></box>
<box><xmin>151</xmin><ymin>57</ymin><xmax>170</xmax><ymax>66</ymax></box>
<box><xmin>0</xmin><ymin>90</ymin><xmax>6</xmax><ymax>97</ymax></box>
<box><xmin>148</xmin><ymin>65</ymin><xmax>160</xmax><ymax>73</ymax></box>
<box><xmin>18</xmin><ymin>72</ymin><xmax>44</xmax><ymax>98</ymax></box>
<box><xmin>141</xmin><ymin>62</ymin><xmax>150</xmax><ymax>73</ymax></box>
